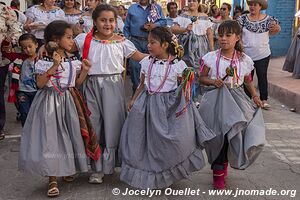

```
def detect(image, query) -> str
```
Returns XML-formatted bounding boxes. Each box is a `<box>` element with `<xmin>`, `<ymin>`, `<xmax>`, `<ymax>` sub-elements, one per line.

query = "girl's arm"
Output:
<box><xmin>199</xmin><ymin>65</ymin><xmax>223</xmax><ymax>87</ymax></box>
<box><xmin>206</xmin><ymin>27</ymin><xmax>214</xmax><ymax>51</ymax></box>
<box><xmin>76</xmin><ymin>59</ymin><xmax>91</xmax><ymax>87</ymax></box>
<box><xmin>130</xmin><ymin>51</ymin><xmax>148</xmax><ymax>62</ymax></box>
<box><xmin>127</xmin><ymin>74</ymin><xmax>145</xmax><ymax>111</ymax></box>
<box><xmin>23</xmin><ymin>18</ymin><xmax>34</xmax><ymax>32</ymax></box>
<box><xmin>36</xmin><ymin>52</ymin><xmax>62</xmax><ymax>88</ymax></box>
<box><xmin>244</xmin><ymin>75</ymin><xmax>263</xmax><ymax>107</ymax></box>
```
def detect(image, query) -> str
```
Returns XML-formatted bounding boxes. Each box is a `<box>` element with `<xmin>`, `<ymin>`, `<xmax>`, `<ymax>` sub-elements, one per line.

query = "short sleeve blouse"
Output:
<box><xmin>140</xmin><ymin>56</ymin><xmax>188</xmax><ymax>92</ymax></box>
<box><xmin>237</xmin><ymin>14</ymin><xmax>279</xmax><ymax>61</ymax></box>
<box><xmin>35</xmin><ymin>56</ymin><xmax>81</xmax><ymax>88</ymax></box>
<box><xmin>65</xmin><ymin>13</ymin><xmax>81</xmax><ymax>25</ymax></box>
<box><xmin>74</xmin><ymin>33</ymin><xmax>137</xmax><ymax>75</ymax></box>
<box><xmin>25</xmin><ymin>6</ymin><xmax>65</xmax><ymax>39</ymax></box>
<box><xmin>201</xmin><ymin>50</ymin><xmax>254</xmax><ymax>86</ymax></box>
<box><xmin>192</xmin><ymin>19</ymin><xmax>213</xmax><ymax>36</ymax></box>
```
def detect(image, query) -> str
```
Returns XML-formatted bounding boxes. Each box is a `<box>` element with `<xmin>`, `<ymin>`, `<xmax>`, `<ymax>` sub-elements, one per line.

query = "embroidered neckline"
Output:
<box><xmin>92</xmin><ymin>37</ymin><xmax>126</xmax><ymax>44</ymax></box>
<box><xmin>35</xmin><ymin>5</ymin><xmax>61</xmax><ymax>13</ymax></box>
<box><xmin>42</xmin><ymin>55</ymin><xmax>78</xmax><ymax>62</ymax></box>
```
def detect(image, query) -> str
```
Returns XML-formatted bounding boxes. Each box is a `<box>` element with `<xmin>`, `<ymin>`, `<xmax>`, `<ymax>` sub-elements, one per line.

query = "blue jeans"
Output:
<box><xmin>128</xmin><ymin>36</ymin><xmax>149</xmax><ymax>93</ymax></box>
<box><xmin>17</xmin><ymin>91</ymin><xmax>37</xmax><ymax>127</ymax></box>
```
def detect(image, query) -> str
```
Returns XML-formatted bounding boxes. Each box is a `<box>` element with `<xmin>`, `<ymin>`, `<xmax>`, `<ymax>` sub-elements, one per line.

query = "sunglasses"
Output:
<box><xmin>220</xmin><ymin>8</ymin><xmax>227</xmax><ymax>11</ymax></box>
<box><xmin>188</xmin><ymin>0</ymin><xmax>198</xmax><ymax>2</ymax></box>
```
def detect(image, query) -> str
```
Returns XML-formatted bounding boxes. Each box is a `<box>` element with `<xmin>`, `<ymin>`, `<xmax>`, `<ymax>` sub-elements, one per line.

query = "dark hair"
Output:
<box><xmin>218</xmin><ymin>20</ymin><xmax>243</xmax><ymax>53</ymax></box>
<box><xmin>61</xmin><ymin>0</ymin><xmax>77</xmax><ymax>9</ymax></box>
<box><xmin>0</xmin><ymin>2</ymin><xmax>6</xmax><ymax>5</ymax></box>
<box><xmin>92</xmin><ymin>4</ymin><xmax>117</xmax><ymax>33</ymax></box>
<box><xmin>222</xmin><ymin>3</ymin><xmax>231</xmax><ymax>12</ymax></box>
<box><xmin>149</xmin><ymin>27</ymin><xmax>179</xmax><ymax>57</ymax></box>
<box><xmin>118</xmin><ymin>5</ymin><xmax>126</xmax><ymax>10</ymax></box>
<box><xmin>44</xmin><ymin>20</ymin><xmax>72</xmax><ymax>43</ymax></box>
<box><xmin>18</xmin><ymin>33</ymin><xmax>38</xmax><ymax>45</ymax></box>
<box><xmin>167</xmin><ymin>2</ymin><xmax>177</xmax><ymax>12</ymax></box>
<box><xmin>10</xmin><ymin>0</ymin><xmax>20</xmax><ymax>7</ymax></box>
<box><xmin>209</xmin><ymin>4</ymin><xmax>218</xmax><ymax>16</ymax></box>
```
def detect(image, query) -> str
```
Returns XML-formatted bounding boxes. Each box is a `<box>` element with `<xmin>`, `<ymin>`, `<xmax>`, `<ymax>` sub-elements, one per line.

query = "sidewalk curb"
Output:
<box><xmin>269</xmin><ymin>82</ymin><xmax>300</xmax><ymax>113</ymax></box>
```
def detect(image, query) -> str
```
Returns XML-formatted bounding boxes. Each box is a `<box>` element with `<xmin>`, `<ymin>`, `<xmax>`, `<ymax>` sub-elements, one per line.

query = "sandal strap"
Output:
<box><xmin>48</xmin><ymin>181</ymin><xmax>57</xmax><ymax>186</ymax></box>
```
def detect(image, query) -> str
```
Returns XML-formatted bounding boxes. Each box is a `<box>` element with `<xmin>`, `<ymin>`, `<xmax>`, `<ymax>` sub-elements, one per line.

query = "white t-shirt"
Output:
<box><xmin>35</xmin><ymin>56</ymin><xmax>81</xmax><ymax>88</ymax></box>
<box><xmin>237</xmin><ymin>14</ymin><xmax>279</xmax><ymax>61</ymax></box>
<box><xmin>140</xmin><ymin>56</ymin><xmax>187</xmax><ymax>92</ymax></box>
<box><xmin>74</xmin><ymin>33</ymin><xmax>137</xmax><ymax>75</ymax></box>
<box><xmin>25</xmin><ymin>6</ymin><xmax>65</xmax><ymax>39</ymax></box>
<box><xmin>201</xmin><ymin>50</ymin><xmax>254</xmax><ymax>86</ymax></box>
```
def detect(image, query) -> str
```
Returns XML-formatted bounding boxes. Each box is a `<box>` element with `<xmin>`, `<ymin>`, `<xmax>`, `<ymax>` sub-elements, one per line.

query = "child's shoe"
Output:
<box><xmin>213</xmin><ymin>169</ymin><xmax>225</xmax><ymax>190</ymax></box>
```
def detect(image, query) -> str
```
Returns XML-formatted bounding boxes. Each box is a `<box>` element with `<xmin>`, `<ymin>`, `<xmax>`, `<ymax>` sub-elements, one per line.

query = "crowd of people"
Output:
<box><xmin>0</xmin><ymin>0</ymin><xmax>286</xmax><ymax>197</ymax></box>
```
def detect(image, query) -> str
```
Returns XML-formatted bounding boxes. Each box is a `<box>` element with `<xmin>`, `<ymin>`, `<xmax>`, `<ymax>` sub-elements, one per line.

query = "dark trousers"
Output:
<box><xmin>0</xmin><ymin>65</ymin><xmax>9</xmax><ymax>131</ymax></box>
<box><xmin>16</xmin><ymin>91</ymin><xmax>37</xmax><ymax>127</ymax></box>
<box><xmin>211</xmin><ymin>135</ymin><xmax>229</xmax><ymax>170</ymax></box>
<box><xmin>244</xmin><ymin>56</ymin><xmax>270</xmax><ymax>101</ymax></box>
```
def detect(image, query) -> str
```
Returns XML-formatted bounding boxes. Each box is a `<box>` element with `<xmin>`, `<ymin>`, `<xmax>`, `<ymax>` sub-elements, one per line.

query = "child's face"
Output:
<box><xmin>64</xmin><ymin>0</ymin><xmax>75</xmax><ymax>9</ymax></box>
<box><xmin>20</xmin><ymin>39</ymin><xmax>38</xmax><ymax>57</ymax></box>
<box><xmin>218</xmin><ymin>31</ymin><xmax>240</xmax><ymax>50</ymax></box>
<box><xmin>57</xmin><ymin>28</ymin><xmax>74</xmax><ymax>52</ymax></box>
<box><xmin>94</xmin><ymin>11</ymin><xmax>116</xmax><ymax>37</ymax></box>
<box><xmin>147</xmin><ymin>34</ymin><xmax>168</xmax><ymax>57</ymax></box>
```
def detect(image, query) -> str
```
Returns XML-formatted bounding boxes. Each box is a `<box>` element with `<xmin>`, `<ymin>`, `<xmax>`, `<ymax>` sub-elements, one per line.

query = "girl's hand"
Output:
<box><xmin>213</xmin><ymin>78</ymin><xmax>224</xmax><ymax>88</ymax></box>
<box><xmin>53</xmin><ymin>51</ymin><xmax>62</xmax><ymax>67</ymax></box>
<box><xmin>253</xmin><ymin>96</ymin><xmax>263</xmax><ymax>108</ymax></box>
<box><xmin>82</xmin><ymin>59</ymin><xmax>91</xmax><ymax>71</ymax></box>
<box><xmin>127</xmin><ymin>100</ymin><xmax>134</xmax><ymax>112</ymax></box>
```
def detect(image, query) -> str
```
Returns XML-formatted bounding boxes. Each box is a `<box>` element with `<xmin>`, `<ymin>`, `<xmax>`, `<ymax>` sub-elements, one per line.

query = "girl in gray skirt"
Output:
<box><xmin>19</xmin><ymin>21</ymin><xmax>92</xmax><ymax>197</ymax></box>
<box><xmin>199</xmin><ymin>20</ymin><xmax>265</xmax><ymax>189</ymax></box>
<box><xmin>120</xmin><ymin>27</ymin><xmax>216</xmax><ymax>189</ymax></box>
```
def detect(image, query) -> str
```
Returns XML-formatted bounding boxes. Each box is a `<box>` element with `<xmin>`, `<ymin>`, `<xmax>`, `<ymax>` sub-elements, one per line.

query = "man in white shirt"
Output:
<box><xmin>166</xmin><ymin>2</ymin><xmax>192</xmax><ymax>35</ymax></box>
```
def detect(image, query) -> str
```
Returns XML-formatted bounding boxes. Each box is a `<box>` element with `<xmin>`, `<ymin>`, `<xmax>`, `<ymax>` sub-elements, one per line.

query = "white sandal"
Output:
<box><xmin>88</xmin><ymin>173</ymin><xmax>104</xmax><ymax>184</ymax></box>
<box><xmin>47</xmin><ymin>181</ymin><xmax>59</xmax><ymax>197</ymax></box>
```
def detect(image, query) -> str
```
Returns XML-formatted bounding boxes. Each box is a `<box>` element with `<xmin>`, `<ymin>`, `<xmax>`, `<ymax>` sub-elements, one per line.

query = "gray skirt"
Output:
<box><xmin>283</xmin><ymin>33</ymin><xmax>300</xmax><ymax>79</ymax></box>
<box><xmin>83</xmin><ymin>74</ymin><xmax>126</xmax><ymax>174</ymax></box>
<box><xmin>180</xmin><ymin>33</ymin><xmax>210</xmax><ymax>69</ymax></box>
<box><xmin>18</xmin><ymin>87</ymin><xmax>89</xmax><ymax>177</ymax></box>
<box><xmin>120</xmin><ymin>89</ymin><xmax>215</xmax><ymax>189</ymax></box>
<box><xmin>198</xmin><ymin>86</ymin><xmax>265</xmax><ymax>169</ymax></box>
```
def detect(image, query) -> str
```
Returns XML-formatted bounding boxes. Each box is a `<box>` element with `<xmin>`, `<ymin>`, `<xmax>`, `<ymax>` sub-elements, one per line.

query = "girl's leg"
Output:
<box><xmin>48</xmin><ymin>176</ymin><xmax>59</xmax><ymax>197</ymax></box>
<box><xmin>211</xmin><ymin>136</ymin><xmax>229</xmax><ymax>189</ymax></box>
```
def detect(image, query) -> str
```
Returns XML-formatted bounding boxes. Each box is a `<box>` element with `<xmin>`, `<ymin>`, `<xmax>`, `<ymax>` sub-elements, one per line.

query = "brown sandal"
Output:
<box><xmin>47</xmin><ymin>181</ymin><xmax>59</xmax><ymax>197</ymax></box>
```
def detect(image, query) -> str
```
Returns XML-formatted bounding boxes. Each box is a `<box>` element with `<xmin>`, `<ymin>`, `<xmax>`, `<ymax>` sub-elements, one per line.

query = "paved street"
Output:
<box><xmin>0</xmin><ymin>77</ymin><xmax>300</xmax><ymax>200</ymax></box>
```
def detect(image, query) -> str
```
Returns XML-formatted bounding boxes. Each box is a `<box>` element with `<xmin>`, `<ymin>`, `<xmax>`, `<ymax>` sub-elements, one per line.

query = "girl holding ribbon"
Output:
<box><xmin>19</xmin><ymin>20</ymin><xmax>98</xmax><ymax>197</ymax></box>
<box><xmin>120</xmin><ymin>26</ymin><xmax>215</xmax><ymax>189</ymax></box>
<box><xmin>198</xmin><ymin>20</ymin><xmax>265</xmax><ymax>190</ymax></box>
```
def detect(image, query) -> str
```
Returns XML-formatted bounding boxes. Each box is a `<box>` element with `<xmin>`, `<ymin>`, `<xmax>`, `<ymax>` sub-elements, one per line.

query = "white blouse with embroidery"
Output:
<box><xmin>237</xmin><ymin>14</ymin><xmax>279</xmax><ymax>61</ymax></box>
<box><xmin>74</xmin><ymin>33</ymin><xmax>137</xmax><ymax>75</ymax></box>
<box><xmin>26</xmin><ymin>6</ymin><xmax>65</xmax><ymax>39</ymax></box>
<box><xmin>140</xmin><ymin>56</ymin><xmax>188</xmax><ymax>92</ymax></box>
<box><xmin>65</xmin><ymin>13</ymin><xmax>81</xmax><ymax>25</ymax></box>
<box><xmin>192</xmin><ymin>19</ymin><xmax>213</xmax><ymax>36</ymax></box>
<box><xmin>35</xmin><ymin>56</ymin><xmax>81</xmax><ymax>88</ymax></box>
<box><xmin>81</xmin><ymin>15</ymin><xmax>93</xmax><ymax>33</ymax></box>
<box><xmin>202</xmin><ymin>50</ymin><xmax>254</xmax><ymax>86</ymax></box>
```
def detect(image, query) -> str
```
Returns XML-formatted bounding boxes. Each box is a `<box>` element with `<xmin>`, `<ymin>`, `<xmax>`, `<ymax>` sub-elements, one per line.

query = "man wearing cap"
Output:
<box><xmin>237</xmin><ymin>0</ymin><xmax>281</xmax><ymax>110</ymax></box>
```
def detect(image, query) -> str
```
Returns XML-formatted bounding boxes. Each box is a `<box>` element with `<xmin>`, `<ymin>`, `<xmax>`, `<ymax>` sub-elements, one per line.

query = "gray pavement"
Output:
<box><xmin>0</xmin><ymin>76</ymin><xmax>300</xmax><ymax>200</ymax></box>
